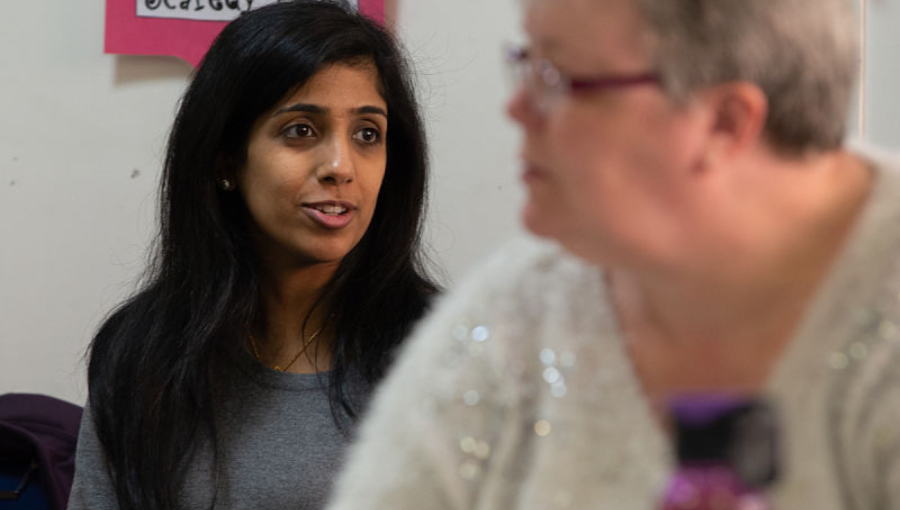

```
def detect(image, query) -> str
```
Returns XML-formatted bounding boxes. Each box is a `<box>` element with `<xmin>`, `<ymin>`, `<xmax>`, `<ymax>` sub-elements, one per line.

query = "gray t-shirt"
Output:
<box><xmin>68</xmin><ymin>349</ymin><xmax>369</xmax><ymax>510</ymax></box>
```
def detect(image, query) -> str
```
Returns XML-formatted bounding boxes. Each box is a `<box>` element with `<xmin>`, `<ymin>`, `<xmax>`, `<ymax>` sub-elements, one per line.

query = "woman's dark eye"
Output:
<box><xmin>353</xmin><ymin>127</ymin><xmax>381</xmax><ymax>145</ymax></box>
<box><xmin>284</xmin><ymin>124</ymin><xmax>315</xmax><ymax>139</ymax></box>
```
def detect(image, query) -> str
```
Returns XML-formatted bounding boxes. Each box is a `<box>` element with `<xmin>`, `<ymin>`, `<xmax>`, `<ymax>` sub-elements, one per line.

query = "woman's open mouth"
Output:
<box><xmin>302</xmin><ymin>201</ymin><xmax>356</xmax><ymax>229</ymax></box>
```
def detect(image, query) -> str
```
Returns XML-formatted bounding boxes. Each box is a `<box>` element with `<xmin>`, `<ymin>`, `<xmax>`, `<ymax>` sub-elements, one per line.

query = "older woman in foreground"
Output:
<box><xmin>326</xmin><ymin>0</ymin><xmax>900</xmax><ymax>508</ymax></box>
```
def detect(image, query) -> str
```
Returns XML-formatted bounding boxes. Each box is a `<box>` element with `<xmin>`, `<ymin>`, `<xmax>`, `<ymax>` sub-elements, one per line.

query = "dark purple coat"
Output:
<box><xmin>0</xmin><ymin>393</ymin><xmax>83</xmax><ymax>510</ymax></box>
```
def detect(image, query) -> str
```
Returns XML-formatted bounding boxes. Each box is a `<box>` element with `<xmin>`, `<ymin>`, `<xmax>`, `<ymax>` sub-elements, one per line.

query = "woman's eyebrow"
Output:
<box><xmin>354</xmin><ymin>106</ymin><xmax>388</xmax><ymax>119</ymax></box>
<box><xmin>272</xmin><ymin>103</ymin><xmax>387</xmax><ymax>119</ymax></box>
<box><xmin>272</xmin><ymin>103</ymin><xmax>324</xmax><ymax>117</ymax></box>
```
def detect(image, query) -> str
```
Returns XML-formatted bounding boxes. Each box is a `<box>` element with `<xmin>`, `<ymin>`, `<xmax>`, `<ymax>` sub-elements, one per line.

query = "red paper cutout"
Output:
<box><xmin>105</xmin><ymin>0</ymin><xmax>385</xmax><ymax>67</ymax></box>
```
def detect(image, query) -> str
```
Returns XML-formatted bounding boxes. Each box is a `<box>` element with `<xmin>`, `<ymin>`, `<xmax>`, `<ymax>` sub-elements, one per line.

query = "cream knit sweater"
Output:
<box><xmin>328</xmin><ymin>149</ymin><xmax>900</xmax><ymax>510</ymax></box>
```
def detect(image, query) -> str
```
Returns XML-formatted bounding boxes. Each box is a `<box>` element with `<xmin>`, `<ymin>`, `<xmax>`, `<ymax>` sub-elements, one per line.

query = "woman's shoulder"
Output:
<box><xmin>395</xmin><ymin>236</ymin><xmax>608</xmax><ymax>372</ymax></box>
<box><xmin>425</xmin><ymin>236</ymin><xmax>605</xmax><ymax>332</ymax></box>
<box><xmin>448</xmin><ymin>235</ymin><xmax>603</xmax><ymax>308</ymax></box>
<box><xmin>851</xmin><ymin>142</ymin><xmax>900</xmax><ymax>224</ymax></box>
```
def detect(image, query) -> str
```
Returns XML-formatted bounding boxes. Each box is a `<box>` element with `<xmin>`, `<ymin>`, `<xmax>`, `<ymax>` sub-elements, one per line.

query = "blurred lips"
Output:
<box><xmin>520</xmin><ymin>154</ymin><xmax>549</xmax><ymax>184</ymax></box>
<box><xmin>522</xmin><ymin>165</ymin><xmax>544</xmax><ymax>183</ymax></box>
<box><xmin>301</xmin><ymin>200</ymin><xmax>356</xmax><ymax>229</ymax></box>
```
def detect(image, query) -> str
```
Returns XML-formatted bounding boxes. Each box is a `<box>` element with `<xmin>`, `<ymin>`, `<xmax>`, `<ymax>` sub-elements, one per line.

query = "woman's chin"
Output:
<box><xmin>521</xmin><ymin>200</ymin><xmax>565</xmax><ymax>242</ymax></box>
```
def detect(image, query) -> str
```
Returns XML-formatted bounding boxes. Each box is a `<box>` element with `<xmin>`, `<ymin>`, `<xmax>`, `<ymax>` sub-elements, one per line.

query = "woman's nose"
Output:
<box><xmin>506</xmin><ymin>84</ymin><xmax>543</xmax><ymax>130</ymax></box>
<box><xmin>317</xmin><ymin>137</ymin><xmax>355</xmax><ymax>185</ymax></box>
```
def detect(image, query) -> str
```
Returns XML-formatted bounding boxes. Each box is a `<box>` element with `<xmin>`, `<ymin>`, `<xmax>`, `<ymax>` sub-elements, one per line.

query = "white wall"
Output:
<box><xmin>863</xmin><ymin>0</ymin><xmax>900</xmax><ymax>144</ymax></box>
<box><xmin>1</xmin><ymin>2</ymin><xmax>196</xmax><ymax>403</ymax></box>
<box><xmin>393</xmin><ymin>0</ymin><xmax>525</xmax><ymax>282</ymax></box>
<box><xmin>1</xmin><ymin>0</ymin><xmax>898</xmax><ymax>405</ymax></box>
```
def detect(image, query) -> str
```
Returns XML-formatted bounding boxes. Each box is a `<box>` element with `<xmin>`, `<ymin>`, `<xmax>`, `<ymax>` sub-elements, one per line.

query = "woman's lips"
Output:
<box><xmin>301</xmin><ymin>200</ymin><xmax>356</xmax><ymax>229</ymax></box>
<box><xmin>519</xmin><ymin>151</ymin><xmax>548</xmax><ymax>183</ymax></box>
<box><xmin>522</xmin><ymin>163</ymin><xmax>547</xmax><ymax>183</ymax></box>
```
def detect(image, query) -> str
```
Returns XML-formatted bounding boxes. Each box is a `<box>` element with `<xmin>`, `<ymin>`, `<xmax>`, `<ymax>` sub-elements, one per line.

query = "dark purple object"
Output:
<box><xmin>0</xmin><ymin>393</ymin><xmax>83</xmax><ymax>510</ymax></box>
<box><xmin>660</xmin><ymin>395</ymin><xmax>779</xmax><ymax>510</ymax></box>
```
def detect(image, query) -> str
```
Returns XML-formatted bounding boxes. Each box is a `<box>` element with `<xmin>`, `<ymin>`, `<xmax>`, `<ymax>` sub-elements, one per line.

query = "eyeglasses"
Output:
<box><xmin>505</xmin><ymin>44</ymin><xmax>660</xmax><ymax>113</ymax></box>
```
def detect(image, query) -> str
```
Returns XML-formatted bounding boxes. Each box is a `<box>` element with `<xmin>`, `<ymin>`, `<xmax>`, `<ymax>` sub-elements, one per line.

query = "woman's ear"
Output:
<box><xmin>704</xmin><ymin>82</ymin><xmax>768</xmax><ymax>160</ymax></box>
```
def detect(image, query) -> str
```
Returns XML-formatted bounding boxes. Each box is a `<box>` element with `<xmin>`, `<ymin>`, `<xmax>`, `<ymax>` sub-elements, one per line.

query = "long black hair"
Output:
<box><xmin>87</xmin><ymin>2</ymin><xmax>438</xmax><ymax>509</ymax></box>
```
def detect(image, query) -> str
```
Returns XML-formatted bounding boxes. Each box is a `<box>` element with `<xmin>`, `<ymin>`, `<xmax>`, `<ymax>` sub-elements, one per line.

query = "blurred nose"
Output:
<box><xmin>317</xmin><ymin>135</ymin><xmax>355</xmax><ymax>185</ymax></box>
<box><xmin>506</xmin><ymin>84</ymin><xmax>542</xmax><ymax>131</ymax></box>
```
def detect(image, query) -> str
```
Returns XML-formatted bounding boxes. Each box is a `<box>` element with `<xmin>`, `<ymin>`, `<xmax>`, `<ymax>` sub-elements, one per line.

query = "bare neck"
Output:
<box><xmin>253</xmin><ymin>259</ymin><xmax>340</xmax><ymax>373</ymax></box>
<box><xmin>609</xmin><ymin>149</ymin><xmax>871</xmax><ymax>401</ymax></box>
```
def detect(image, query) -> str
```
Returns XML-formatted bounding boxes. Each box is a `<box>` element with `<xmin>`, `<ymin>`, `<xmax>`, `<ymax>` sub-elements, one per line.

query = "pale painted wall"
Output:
<box><xmin>0</xmin><ymin>0</ymin><xmax>897</xmax><ymax>405</ymax></box>
<box><xmin>863</xmin><ymin>0</ymin><xmax>900</xmax><ymax>144</ymax></box>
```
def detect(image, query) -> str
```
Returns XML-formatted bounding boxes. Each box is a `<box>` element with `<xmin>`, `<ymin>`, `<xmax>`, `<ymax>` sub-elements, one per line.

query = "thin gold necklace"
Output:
<box><xmin>249</xmin><ymin>325</ymin><xmax>324</xmax><ymax>372</ymax></box>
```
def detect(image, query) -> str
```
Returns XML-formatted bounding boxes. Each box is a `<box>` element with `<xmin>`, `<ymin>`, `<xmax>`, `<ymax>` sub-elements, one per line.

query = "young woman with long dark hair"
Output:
<box><xmin>67</xmin><ymin>2</ymin><xmax>438</xmax><ymax>509</ymax></box>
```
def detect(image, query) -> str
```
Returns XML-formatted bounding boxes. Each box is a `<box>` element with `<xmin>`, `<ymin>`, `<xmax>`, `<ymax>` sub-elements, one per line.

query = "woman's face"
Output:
<box><xmin>238</xmin><ymin>62</ymin><xmax>388</xmax><ymax>269</ymax></box>
<box><xmin>507</xmin><ymin>0</ymin><xmax>710</xmax><ymax>267</ymax></box>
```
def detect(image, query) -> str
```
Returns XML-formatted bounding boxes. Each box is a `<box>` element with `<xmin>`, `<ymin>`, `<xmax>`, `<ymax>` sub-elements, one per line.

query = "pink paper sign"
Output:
<box><xmin>105</xmin><ymin>0</ymin><xmax>385</xmax><ymax>67</ymax></box>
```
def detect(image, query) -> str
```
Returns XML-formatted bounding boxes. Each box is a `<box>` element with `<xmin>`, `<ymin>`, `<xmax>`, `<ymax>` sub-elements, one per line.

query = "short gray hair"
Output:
<box><xmin>634</xmin><ymin>0</ymin><xmax>859</xmax><ymax>153</ymax></box>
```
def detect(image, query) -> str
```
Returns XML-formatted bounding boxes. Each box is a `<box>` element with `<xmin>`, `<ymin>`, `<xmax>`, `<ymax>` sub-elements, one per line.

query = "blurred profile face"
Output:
<box><xmin>507</xmin><ymin>0</ymin><xmax>709</xmax><ymax>267</ymax></box>
<box><xmin>238</xmin><ymin>62</ymin><xmax>388</xmax><ymax>268</ymax></box>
